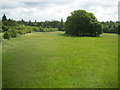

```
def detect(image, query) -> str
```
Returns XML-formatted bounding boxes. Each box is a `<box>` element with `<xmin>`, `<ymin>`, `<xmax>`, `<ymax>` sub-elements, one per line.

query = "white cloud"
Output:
<box><xmin>1</xmin><ymin>0</ymin><xmax>119</xmax><ymax>22</ymax></box>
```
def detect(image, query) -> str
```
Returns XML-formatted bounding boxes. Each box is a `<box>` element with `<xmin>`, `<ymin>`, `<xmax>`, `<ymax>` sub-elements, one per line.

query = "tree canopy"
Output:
<box><xmin>65</xmin><ymin>10</ymin><xmax>102</xmax><ymax>37</ymax></box>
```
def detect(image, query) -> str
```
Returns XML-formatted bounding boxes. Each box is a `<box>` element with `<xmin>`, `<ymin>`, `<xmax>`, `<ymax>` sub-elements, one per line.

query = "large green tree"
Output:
<box><xmin>65</xmin><ymin>10</ymin><xmax>102</xmax><ymax>37</ymax></box>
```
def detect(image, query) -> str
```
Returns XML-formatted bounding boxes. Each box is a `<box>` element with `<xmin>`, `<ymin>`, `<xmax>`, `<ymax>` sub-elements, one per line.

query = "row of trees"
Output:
<box><xmin>1</xmin><ymin>10</ymin><xmax>120</xmax><ymax>40</ymax></box>
<box><xmin>2</xmin><ymin>25</ymin><xmax>59</xmax><ymax>40</ymax></box>
<box><xmin>33</xmin><ymin>27</ymin><xmax>58</xmax><ymax>32</ymax></box>
<box><xmin>2</xmin><ymin>14</ymin><xmax>64</xmax><ymax>39</ymax></box>
<box><xmin>2</xmin><ymin>14</ymin><xmax>64</xmax><ymax>31</ymax></box>
<box><xmin>3</xmin><ymin>26</ymin><xmax>33</xmax><ymax>40</ymax></box>
<box><xmin>101</xmin><ymin>21</ymin><xmax>119</xmax><ymax>34</ymax></box>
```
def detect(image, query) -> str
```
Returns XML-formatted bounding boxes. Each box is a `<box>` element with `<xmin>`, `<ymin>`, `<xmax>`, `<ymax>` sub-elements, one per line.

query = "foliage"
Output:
<box><xmin>2</xmin><ymin>14</ymin><xmax>7</xmax><ymax>22</ymax></box>
<box><xmin>101</xmin><ymin>21</ymin><xmax>118</xmax><ymax>34</ymax></box>
<box><xmin>32</xmin><ymin>27</ymin><xmax>58</xmax><ymax>32</ymax></box>
<box><xmin>3</xmin><ymin>31</ymin><xmax>11</xmax><ymax>39</ymax></box>
<box><xmin>0</xmin><ymin>28</ymin><xmax>2</xmax><ymax>33</ymax></box>
<box><xmin>2</xmin><ymin>25</ymin><xmax>9</xmax><ymax>32</ymax></box>
<box><xmin>8</xmin><ymin>28</ymin><xmax>17</xmax><ymax>38</ymax></box>
<box><xmin>17</xmin><ymin>30</ymin><xmax>25</xmax><ymax>35</ymax></box>
<box><xmin>43</xmin><ymin>28</ymin><xmax>58</xmax><ymax>32</ymax></box>
<box><xmin>118</xmin><ymin>24</ymin><xmax>120</xmax><ymax>35</ymax></box>
<box><xmin>65</xmin><ymin>10</ymin><xmax>102</xmax><ymax>37</ymax></box>
<box><xmin>33</xmin><ymin>27</ymin><xmax>39</xmax><ymax>32</ymax></box>
<box><xmin>90</xmin><ymin>22</ymin><xmax>102</xmax><ymax>36</ymax></box>
<box><xmin>39</xmin><ymin>26</ymin><xmax>44</xmax><ymax>32</ymax></box>
<box><xmin>1</xmin><ymin>14</ymin><xmax>119</xmax><ymax>40</ymax></box>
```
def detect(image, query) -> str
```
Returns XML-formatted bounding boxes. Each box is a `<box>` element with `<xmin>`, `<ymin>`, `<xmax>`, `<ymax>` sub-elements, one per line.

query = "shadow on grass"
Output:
<box><xmin>58</xmin><ymin>33</ymin><xmax>100</xmax><ymax>38</ymax></box>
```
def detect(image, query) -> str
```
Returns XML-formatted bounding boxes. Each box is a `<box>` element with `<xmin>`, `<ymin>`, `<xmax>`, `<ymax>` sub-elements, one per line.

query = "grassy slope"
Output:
<box><xmin>2</xmin><ymin>32</ymin><xmax>118</xmax><ymax>88</ymax></box>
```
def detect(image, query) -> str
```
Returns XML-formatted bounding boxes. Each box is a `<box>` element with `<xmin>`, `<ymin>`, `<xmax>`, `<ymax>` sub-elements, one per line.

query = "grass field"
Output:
<box><xmin>0</xmin><ymin>33</ymin><xmax>2</xmax><ymax>89</ymax></box>
<box><xmin>2</xmin><ymin>31</ymin><xmax>118</xmax><ymax>88</ymax></box>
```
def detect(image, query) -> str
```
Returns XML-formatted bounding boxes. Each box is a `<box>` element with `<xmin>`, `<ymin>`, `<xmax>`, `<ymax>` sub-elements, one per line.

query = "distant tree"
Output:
<box><xmin>101</xmin><ymin>21</ymin><xmax>118</xmax><ymax>33</ymax></box>
<box><xmin>28</xmin><ymin>20</ymin><xmax>32</xmax><ymax>26</ymax></box>
<box><xmin>2</xmin><ymin>14</ymin><xmax>7</xmax><ymax>21</ymax></box>
<box><xmin>34</xmin><ymin>20</ymin><xmax>37</xmax><ymax>26</ymax></box>
<box><xmin>8</xmin><ymin>18</ymin><xmax>11</xmax><ymax>21</ymax></box>
<box><xmin>20</xmin><ymin>19</ymin><xmax>27</xmax><ymax>26</ymax></box>
<box><xmin>65</xmin><ymin>10</ymin><xmax>102</xmax><ymax>36</ymax></box>
<box><xmin>21</xmin><ymin>19</ymin><xmax>24</xmax><ymax>22</ymax></box>
<box><xmin>102</xmin><ymin>25</ymin><xmax>109</xmax><ymax>33</ymax></box>
<box><xmin>59</xmin><ymin>18</ymin><xmax>63</xmax><ymax>31</ymax></box>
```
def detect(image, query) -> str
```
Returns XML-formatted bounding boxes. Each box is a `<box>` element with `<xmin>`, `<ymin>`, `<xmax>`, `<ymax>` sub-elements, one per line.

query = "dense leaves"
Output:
<box><xmin>2</xmin><ymin>25</ymin><xmax>9</xmax><ymax>32</ymax></box>
<box><xmin>1</xmin><ymin>13</ymin><xmax>119</xmax><ymax>40</ymax></box>
<box><xmin>65</xmin><ymin>10</ymin><xmax>102</xmax><ymax>37</ymax></box>
<box><xmin>2</xmin><ymin>14</ymin><xmax>60</xmax><ymax>40</ymax></box>
<box><xmin>3</xmin><ymin>31</ymin><xmax>11</xmax><ymax>40</ymax></box>
<box><xmin>118</xmin><ymin>24</ymin><xmax>120</xmax><ymax>35</ymax></box>
<box><xmin>101</xmin><ymin>21</ymin><xmax>118</xmax><ymax>34</ymax></box>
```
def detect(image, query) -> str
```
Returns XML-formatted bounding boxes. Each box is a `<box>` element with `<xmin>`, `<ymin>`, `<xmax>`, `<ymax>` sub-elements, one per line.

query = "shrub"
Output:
<box><xmin>3</xmin><ymin>31</ymin><xmax>11</xmax><ymax>39</ymax></box>
<box><xmin>43</xmin><ymin>28</ymin><xmax>58</xmax><ymax>32</ymax></box>
<box><xmin>25</xmin><ymin>26</ymin><xmax>33</xmax><ymax>33</ymax></box>
<box><xmin>2</xmin><ymin>25</ymin><xmax>9</xmax><ymax>32</ymax></box>
<box><xmin>39</xmin><ymin>26</ymin><xmax>44</xmax><ymax>32</ymax></box>
<box><xmin>33</xmin><ymin>27</ymin><xmax>39</xmax><ymax>32</ymax></box>
<box><xmin>9</xmin><ymin>28</ymin><xmax>17</xmax><ymax>38</ymax></box>
<box><xmin>17</xmin><ymin>30</ymin><xmax>24</xmax><ymax>35</ymax></box>
<box><xmin>0</xmin><ymin>28</ymin><xmax>2</xmax><ymax>32</ymax></box>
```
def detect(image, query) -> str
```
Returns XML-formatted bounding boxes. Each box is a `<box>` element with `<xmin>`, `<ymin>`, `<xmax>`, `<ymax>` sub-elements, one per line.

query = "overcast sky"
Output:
<box><xmin>1</xmin><ymin>0</ymin><xmax>119</xmax><ymax>22</ymax></box>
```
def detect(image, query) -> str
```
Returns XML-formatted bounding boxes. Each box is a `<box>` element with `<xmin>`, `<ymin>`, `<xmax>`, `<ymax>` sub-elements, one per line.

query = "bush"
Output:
<box><xmin>3</xmin><ymin>31</ymin><xmax>11</xmax><ymax>39</ymax></box>
<box><xmin>2</xmin><ymin>25</ymin><xmax>9</xmax><ymax>32</ymax></box>
<box><xmin>17</xmin><ymin>30</ymin><xmax>24</xmax><ymax>35</ymax></box>
<box><xmin>39</xmin><ymin>26</ymin><xmax>44</xmax><ymax>32</ymax></box>
<box><xmin>33</xmin><ymin>27</ymin><xmax>39</xmax><ymax>32</ymax></box>
<box><xmin>0</xmin><ymin>28</ymin><xmax>2</xmax><ymax>32</ymax></box>
<box><xmin>9</xmin><ymin>28</ymin><xmax>17</xmax><ymax>38</ymax></box>
<box><xmin>43</xmin><ymin>28</ymin><xmax>58</xmax><ymax>32</ymax></box>
<box><xmin>16</xmin><ymin>26</ymin><xmax>33</xmax><ymax>35</ymax></box>
<box><xmin>25</xmin><ymin>26</ymin><xmax>33</xmax><ymax>33</ymax></box>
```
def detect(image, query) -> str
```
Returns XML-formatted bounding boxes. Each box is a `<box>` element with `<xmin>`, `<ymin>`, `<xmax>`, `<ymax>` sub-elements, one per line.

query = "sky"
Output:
<box><xmin>1</xmin><ymin>0</ymin><xmax>119</xmax><ymax>22</ymax></box>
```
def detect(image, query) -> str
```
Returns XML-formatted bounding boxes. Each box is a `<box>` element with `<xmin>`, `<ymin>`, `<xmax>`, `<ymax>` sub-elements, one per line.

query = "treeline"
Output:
<box><xmin>1</xmin><ymin>14</ymin><xmax>120</xmax><ymax>39</ymax></box>
<box><xmin>101</xmin><ymin>21</ymin><xmax>119</xmax><ymax>34</ymax></box>
<box><xmin>1</xmin><ymin>14</ymin><xmax>64</xmax><ymax>39</ymax></box>
<box><xmin>2</xmin><ymin>14</ymin><xmax>64</xmax><ymax>30</ymax></box>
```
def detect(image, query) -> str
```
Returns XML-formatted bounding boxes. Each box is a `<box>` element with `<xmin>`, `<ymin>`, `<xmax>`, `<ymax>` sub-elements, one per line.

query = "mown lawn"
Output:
<box><xmin>2</xmin><ymin>31</ymin><xmax>118</xmax><ymax>88</ymax></box>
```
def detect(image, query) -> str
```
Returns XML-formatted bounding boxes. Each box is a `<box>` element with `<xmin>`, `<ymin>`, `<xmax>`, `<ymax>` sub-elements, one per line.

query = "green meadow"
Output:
<box><xmin>2</xmin><ymin>31</ymin><xmax>118</xmax><ymax>88</ymax></box>
<box><xmin>0</xmin><ymin>32</ymin><xmax>2</xmax><ymax>89</ymax></box>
